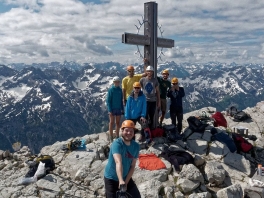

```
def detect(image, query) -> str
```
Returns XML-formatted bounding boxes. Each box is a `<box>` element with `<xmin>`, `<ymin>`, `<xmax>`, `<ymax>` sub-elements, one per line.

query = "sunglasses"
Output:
<box><xmin>172</xmin><ymin>83</ymin><xmax>178</xmax><ymax>85</ymax></box>
<box><xmin>134</xmin><ymin>87</ymin><xmax>140</xmax><ymax>89</ymax></box>
<box><xmin>127</xmin><ymin>70</ymin><xmax>134</xmax><ymax>72</ymax></box>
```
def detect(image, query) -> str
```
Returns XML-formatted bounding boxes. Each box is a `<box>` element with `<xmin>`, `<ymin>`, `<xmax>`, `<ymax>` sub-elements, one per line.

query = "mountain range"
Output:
<box><xmin>0</xmin><ymin>61</ymin><xmax>264</xmax><ymax>153</ymax></box>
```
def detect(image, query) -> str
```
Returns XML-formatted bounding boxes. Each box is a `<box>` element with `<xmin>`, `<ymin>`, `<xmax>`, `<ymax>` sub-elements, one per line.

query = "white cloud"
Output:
<box><xmin>0</xmin><ymin>0</ymin><xmax>263</xmax><ymax>64</ymax></box>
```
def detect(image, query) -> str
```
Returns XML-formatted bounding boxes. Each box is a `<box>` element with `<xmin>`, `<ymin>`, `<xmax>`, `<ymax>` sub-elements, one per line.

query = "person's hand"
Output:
<box><xmin>143</xmin><ymin>58</ymin><xmax>149</xmax><ymax>65</ymax></box>
<box><xmin>175</xmin><ymin>85</ymin><xmax>179</xmax><ymax>91</ymax></box>
<box><xmin>108</xmin><ymin>112</ymin><xmax>112</xmax><ymax>116</ymax></box>
<box><xmin>157</xmin><ymin>102</ymin><xmax>161</xmax><ymax>109</ymax></box>
<box><xmin>170</xmin><ymin>87</ymin><xmax>175</xmax><ymax>91</ymax></box>
<box><xmin>123</xmin><ymin>99</ymin><xmax>126</xmax><ymax>106</ymax></box>
<box><xmin>119</xmin><ymin>181</ymin><xmax>126</xmax><ymax>190</ymax></box>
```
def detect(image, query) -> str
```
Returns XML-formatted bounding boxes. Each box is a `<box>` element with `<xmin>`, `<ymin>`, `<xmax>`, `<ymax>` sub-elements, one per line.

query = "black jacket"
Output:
<box><xmin>167</xmin><ymin>87</ymin><xmax>185</xmax><ymax>109</ymax></box>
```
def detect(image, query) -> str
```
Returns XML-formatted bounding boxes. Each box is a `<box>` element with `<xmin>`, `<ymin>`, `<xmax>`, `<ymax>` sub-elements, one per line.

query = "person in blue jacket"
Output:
<box><xmin>167</xmin><ymin>77</ymin><xmax>185</xmax><ymax>133</ymax></box>
<box><xmin>106</xmin><ymin>76</ymin><xmax>123</xmax><ymax>142</ymax></box>
<box><xmin>125</xmin><ymin>82</ymin><xmax>147</xmax><ymax>125</ymax></box>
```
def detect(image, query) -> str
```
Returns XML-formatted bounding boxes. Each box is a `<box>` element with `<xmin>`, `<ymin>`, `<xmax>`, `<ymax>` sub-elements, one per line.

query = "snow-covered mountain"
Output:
<box><xmin>0</xmin><ymin>61</ymin><xmax>264</xmax><ymax>153</ymax></box>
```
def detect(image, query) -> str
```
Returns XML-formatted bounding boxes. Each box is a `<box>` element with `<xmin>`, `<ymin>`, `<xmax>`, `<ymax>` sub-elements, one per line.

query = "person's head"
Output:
<box><xmin>112</xmin><ymin>76</ymin><xmax>120</xmax><ymax>87</ymax></box>
<box><xmin>133</xmin><ymin>82</ymin><xmax>141</xmax><ymax>94</ymax></box>
<box><xmin>127</xmin><ymin>65</ymin><xmax>134</xmax><ymax>77</ymax></box>
<box><xmin>146</xmin><ymin>65</ymin><xmax>154</xmax><ymax>78</ymax></box>
<box><xmin>162</xmin><ymin>69</ymin><xmax>169</xmax><ymax>80</ymax></box>
<box><xmin>121</xmin><ymin>120</ymin><xmax>135</xmax><ymax>142</ymax></box>
<box><xmin>171</xmin><ymin>77</ymin><xmax>179</xmax><ymax>86</ymax></box>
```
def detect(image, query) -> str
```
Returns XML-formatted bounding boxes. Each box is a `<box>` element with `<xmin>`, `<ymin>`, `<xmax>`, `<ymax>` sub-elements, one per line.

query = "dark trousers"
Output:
<box><xmin>170</xmin><ymin>106</ymin><xmax>183</xmax><ymax>132</ymax></box>
<box><xmin>104</xmin><ymin>177</ymin><xmax>141</xmax><ymax>198</ymax></box>
<box><xmin>146</xmin><ymin>101</ymin><xmax>156</xmax><ymax>129</ymax></box>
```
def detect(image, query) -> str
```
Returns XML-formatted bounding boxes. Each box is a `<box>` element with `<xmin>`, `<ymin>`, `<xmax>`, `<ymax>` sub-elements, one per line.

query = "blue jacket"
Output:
<box><xmin>167</xmin><ymin>87</ymin><xmax>185</xmax><ymax>109</ymax></box>
<box><xmin>125</xmin><ymin>91</ymin><xmax>147</xmax><ymax>119</ymax></box>
<box><xmin>106</xmin><ymin>85</ymin><xmax>123</xmax><ymax>112</ymax></box>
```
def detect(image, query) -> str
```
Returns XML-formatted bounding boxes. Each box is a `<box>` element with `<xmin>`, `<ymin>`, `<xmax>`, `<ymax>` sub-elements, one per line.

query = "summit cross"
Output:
<box><xmin>122</xmin><ymin>1</ymin><xmax>174</xmax><ymax>77</ymax></box>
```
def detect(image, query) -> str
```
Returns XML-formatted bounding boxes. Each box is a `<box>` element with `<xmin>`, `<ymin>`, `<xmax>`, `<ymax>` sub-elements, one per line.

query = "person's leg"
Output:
<box><xmin>115</xmin><ymin>115</ymin><xmax>121</xmax><ymax>138</ymax></box>
<box><xmin>176</xmin><ymin>107</ymin><xmax>183</xmax><ymax>133</ymax></box>
<box><xmin>104</xmin><ymin>177</ymin><xmax>119</xmax><ymax>198</ymax></box>
<box><xmin>170</xmin><ymin>108</ymin><xmax>177</xmax><ymax>127</ymax></box>
<box><xmin>126</xmin><ymin>178</ymin><xmax>141</xmax><ymax>198</ymax></box>
<box><xmin>109</xmin><ymin>114</ymin><xmax>115</xmax><ymax>142</ymax></box>
<box><xmin>148</xmin><ymin>101</ymin><xmax>156</xmax><ymax>129</ymax></box>
<box><xmin>159</xmin><ymin>99</ymin><xmax>167</xmax><ymax>125</ymax></box>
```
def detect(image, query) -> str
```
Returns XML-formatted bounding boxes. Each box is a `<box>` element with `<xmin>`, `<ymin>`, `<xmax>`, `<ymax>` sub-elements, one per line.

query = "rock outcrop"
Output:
<box><xmin>1</xmin><ymin>101</ymin><xmax>264</xmax><ymax>198</ymax></box>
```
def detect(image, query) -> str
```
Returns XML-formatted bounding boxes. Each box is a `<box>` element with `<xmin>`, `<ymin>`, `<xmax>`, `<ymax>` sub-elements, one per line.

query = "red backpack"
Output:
<box><xmin>232</xmin><ymin>133</ymin><xmax>253</xmax><ymax>153</ymax></box>
<box><xmin>151</xmin><ymin>128</ymin><xmax>164</xmax><ymax>138</ymax></box>
<box><xmin>212</xmin><ymin>112</ymin><xmax>227</xmax><ymax>128</ymax></box>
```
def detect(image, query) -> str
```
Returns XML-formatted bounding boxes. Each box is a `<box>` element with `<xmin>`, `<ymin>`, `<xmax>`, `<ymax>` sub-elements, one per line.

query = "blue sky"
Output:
<box><xmin>0</xmin><ymin>0</ymin><xmax>264</xmax><ymax>65</ymax></box>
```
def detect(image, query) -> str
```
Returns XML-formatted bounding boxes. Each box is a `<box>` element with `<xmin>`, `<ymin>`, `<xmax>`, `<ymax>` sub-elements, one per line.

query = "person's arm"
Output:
<box><xmin>124</xmin><ymin>158</ymin><xmax>137</xmax><ymax>185</ymax></box>
<box><xmin>120</xmin><ymin>90</ymin><xmax>124</xmax><ymax>111</ymax></box>
<box><xmin>141</xmin><ymin>95</ymin><xmax>147</xmax><ymax>118</ymax></box>
<box><xmin>179</xmin><ymin>87</ymin><xmax>185</xmax><ymax>98</ymax></box>
<box><xmin>167</xmin><ymin>89</ymin><xmax>172</xmax><ymax>98</ymax></box>
<box><xmin>125</xmin><ymin>97</ymin><xmax>130</xmax><ymax>119</ymax></box>
<box><xmin>113</xmin><ymin>153</ymin><xmax>125</xmax><ymax>188</ymax></box>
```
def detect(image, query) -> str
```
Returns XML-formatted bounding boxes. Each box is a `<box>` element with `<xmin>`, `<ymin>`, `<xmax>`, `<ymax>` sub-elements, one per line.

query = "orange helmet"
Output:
<box><xmin>171</xmin><ymin>77</ymin><xmax>178</xmax><ymax>84</ymax></box>
<box><xmin>162</xmin><ymin>69</ymin><xmax>169</xmax><ymax>75</ymax></box>
<box><xmin>133</xmin><ymin>82</ymin><xmax>141</xmax><ymax>88</ymax></box>
<box><xmin>127</xmin><ymin>65</ymin><xmax>134</xmax><ymax>71</ymax></box>
<box><xmin>121</xmin><ymin>120</ymin><xmax>136</xmax><ymax>129</ymax></box>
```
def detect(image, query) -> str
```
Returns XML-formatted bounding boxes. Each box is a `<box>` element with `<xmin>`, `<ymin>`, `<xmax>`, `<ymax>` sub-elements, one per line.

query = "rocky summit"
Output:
<box><xmin>1</xmin><ymin>101</ymin><xmax>264</xmax><ymax>198</ymax></box>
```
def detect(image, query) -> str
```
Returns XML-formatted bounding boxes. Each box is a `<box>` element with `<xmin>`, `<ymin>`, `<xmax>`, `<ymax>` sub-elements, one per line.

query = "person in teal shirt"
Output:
<box><xmin>104</xmin><ymin>120</ymin><xmax>141</xmax><ymax>198</ymax></box>
<box><xmin>106</xmin><ymin>76</ymin><xmax>123</xmax><ymax>142</ymax></box>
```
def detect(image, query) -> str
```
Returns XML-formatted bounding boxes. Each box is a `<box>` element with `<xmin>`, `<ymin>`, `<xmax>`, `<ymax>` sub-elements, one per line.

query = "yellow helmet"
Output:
<box><xmin>127</xmin><ymin>65</ymin><xmax>134</xmax><ymax>71</ymax></box>
<box><xmin>171</xmin><ymin>77</ymin><xmax>178</xmax><ymax>84</ymax></box>
<box><xmin>162</xmin><ymin>69</ymin><xmax>169</xmax><ymax>75</ymax></box>
<box><xmin>133</xmin><ymin>82</ymin><xmax>141</xmax><ymax>88</ymax></box>
<box><xmin>121</xmin><ymin>120</ymin><xmax>136</xmax><ymax>129</ymax></box>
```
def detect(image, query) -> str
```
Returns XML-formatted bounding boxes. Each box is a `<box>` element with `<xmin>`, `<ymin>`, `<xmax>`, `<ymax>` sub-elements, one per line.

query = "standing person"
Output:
<box><xmin>167</xmin><ymin>77</ymin><xmax>185</xmax><ymax>133</ymax></box>
<box><xmin>104</xmin><ymin>120</ymin><xmax>141</xmax><ymax>198</ymax></box>
<box><xmin>140</xmin><ymin>65</ymin><xmax>160</xmax><ymax>129</ymax></box>
<box><xmin>125</xmin><ymin>82</ymin><xmax>147</xmax><ymax>125</ymax></box>
<box><xmin>106</xmin><ymin>76</ymin><xmax>123</xmax><ymax>142</ymax></box>
<box><xmin>157</xmin><ymin>69</ymin><xmax>171</xmax><ymax>126</ymax></box>
<box><xmin>122</xmin><ymin>63</ymin><xmax>147</xmax><ymax>106</ymax></box>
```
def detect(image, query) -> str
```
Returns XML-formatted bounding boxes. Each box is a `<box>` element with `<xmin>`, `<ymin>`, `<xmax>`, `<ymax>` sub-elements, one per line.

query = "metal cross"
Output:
<box><xmin>122</xmin><ymin>2</ymin><xmax>175</xmax><ymax>128</ymax></box>
<box><xmin>122</xmin><ymin>1</ymin><xmax>174</xmax><ymax>78</ymax></box>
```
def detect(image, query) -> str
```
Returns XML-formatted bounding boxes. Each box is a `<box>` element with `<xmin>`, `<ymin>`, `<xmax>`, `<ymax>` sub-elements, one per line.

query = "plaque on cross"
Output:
<box><xmin>122</xmin><ymin>1</ymin><xmax>174</xmax><ymax>77</ymax></box>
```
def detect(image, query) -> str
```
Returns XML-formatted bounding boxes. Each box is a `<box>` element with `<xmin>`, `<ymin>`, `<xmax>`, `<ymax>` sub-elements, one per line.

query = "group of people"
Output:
<box><xmin>104</xmin><ymin>63</ymin><xmax>185</xmax><ymax>197</ymax></box>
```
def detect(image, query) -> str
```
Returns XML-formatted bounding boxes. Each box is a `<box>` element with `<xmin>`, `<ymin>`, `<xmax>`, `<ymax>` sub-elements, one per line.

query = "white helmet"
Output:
<box><xmin>113</xmin><ymin>76</ymin><xmax>120</xmax><ymax>82</ymax></box>
<box><xmin>146</xmin><ymin>65</ymin><xmax>154</xmax><ymax>71</ymax></box>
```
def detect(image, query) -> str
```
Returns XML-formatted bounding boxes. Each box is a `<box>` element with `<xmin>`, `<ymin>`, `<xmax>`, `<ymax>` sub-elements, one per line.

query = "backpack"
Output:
<box><xmin>144</xmin><ymin>128</ymin><xmax>152</xmax><ymax>144</ymax></box>
<box><xmin>232</xmin><ymin>134</ymin><xmax>253</xmax><ymax>153</ymax></box>
<box><xmin>151</xmin><ymin>127</ymin><xmax>164</xmax><ymax>138</ymax></box>
<box><xmin>211</xmin><ymin>131</ymin><xmax>237</xmax><ymax>153</ymax></box>
<box><xmin>25</xmin><ymin>155</ymin><xmax>56</xmax><ymax>178</ymax></box>
<box><xmin>233</xmin><ymin>111</ymin><xmax>250</xmax><ymax>122</ymax></box>
<box><xmin>187</xmin><ymin>116</ymin><xmax>208</xmax><ymax>133</ymax></box>
<box><xmin>161</xmin><ymin>146</ymin><xmax>194</xmax><ymax>172</ymax></box>
<box><xmin>212</xmin><ymin>112</ymin><xmax>227</xmax><ymax>128</ymax></box>
<box><xmin>163</xmin><ymin>124</ymin><xmax>182</xmax><ymax>142</ymax></box>
<box><xmin>228</xmin><ymin>106</ymin><xmax>238</xmax><ymax>117</ymax></box>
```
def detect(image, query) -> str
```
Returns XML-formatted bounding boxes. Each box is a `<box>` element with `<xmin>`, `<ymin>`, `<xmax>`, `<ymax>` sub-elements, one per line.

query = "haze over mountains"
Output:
<box><xmin>0</xmin><ymin>61</ymin><xmax>264</xmax><ymax>153</ymax></box>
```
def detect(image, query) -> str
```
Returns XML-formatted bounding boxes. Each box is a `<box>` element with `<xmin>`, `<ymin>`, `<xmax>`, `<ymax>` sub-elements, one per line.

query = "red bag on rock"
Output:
<box><xmin>212</xmin><ymin>112</ymin><xmax>227</xmax><ymax>128</ymax></box>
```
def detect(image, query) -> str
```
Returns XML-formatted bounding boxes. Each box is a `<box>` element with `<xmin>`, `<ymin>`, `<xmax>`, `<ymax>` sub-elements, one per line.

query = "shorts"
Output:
<box><xmin>111</xmin><ymin>109</ymin><xmax>122</xmax><ymax>116</ymax></box>
<box><xmin>160</xmin><ymin>99</ymin><xmax>167</xmax><ymax>112</ymax></box>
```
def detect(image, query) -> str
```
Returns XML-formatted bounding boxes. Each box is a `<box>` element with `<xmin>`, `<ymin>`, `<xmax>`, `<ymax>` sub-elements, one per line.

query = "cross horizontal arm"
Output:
<box><xmin>122</xmin><ymin>33</ymin><xmax>150</xmax><ymax>46</ymax></box>
<box><xmin>122</xmin><ymin>33</ymin><xmax>174</xmax><ymax>48</ymax></box>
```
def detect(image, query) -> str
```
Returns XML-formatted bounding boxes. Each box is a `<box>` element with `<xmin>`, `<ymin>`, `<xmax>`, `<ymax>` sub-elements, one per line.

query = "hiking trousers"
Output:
<box><xmin>170</xmin><ymin>106</ymin><xmax>183</xmax><ymax>132</ymax></box>
<box><xmin>104</xmin><ymin>177</ymin><xmax>141</xmax><ymax>198</ymax></box>
<box><xmin>146</xmin><ymin>101</ymin><xmax>156</xmax><ymax>129</ymax></box>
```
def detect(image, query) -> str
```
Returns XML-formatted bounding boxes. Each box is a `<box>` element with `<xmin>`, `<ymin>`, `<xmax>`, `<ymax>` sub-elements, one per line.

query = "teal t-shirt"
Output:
<box><xmin>157</xmin><ymin>77</ymin><xmax>171</xmax><ymax>99</ymax></box>
<box><xmin>104</xmin><ymin>138</ymin><xmax>140</xmax><ymax>181</ymax></box>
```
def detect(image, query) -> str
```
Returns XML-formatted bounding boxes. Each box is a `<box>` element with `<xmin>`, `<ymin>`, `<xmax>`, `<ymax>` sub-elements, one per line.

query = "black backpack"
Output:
<box><xmin>233</xmin><ymin>111</ymin><xmax>250</xmax><ymax>122</ymax></box>
<box><xmin>161</xmin><ymin>147</ymin><xmax>194</xmax><ymax>172</ymax></box>
<box><xmin>163</xmin><ymin>124</ymin><xmax>182</xmax><ymax>142</ymax></box>
<box><xmin>187</xmin><ymin>116</ymin><xmax>208</xmax><ymax>133</ymax></box>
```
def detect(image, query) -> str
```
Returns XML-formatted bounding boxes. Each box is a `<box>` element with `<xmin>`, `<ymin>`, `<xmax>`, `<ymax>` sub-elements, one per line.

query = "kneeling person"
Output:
<box><xmin>104</xmin><ymin>120</ymin><xmax>141</xmax><ymax>198</ymax></box>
